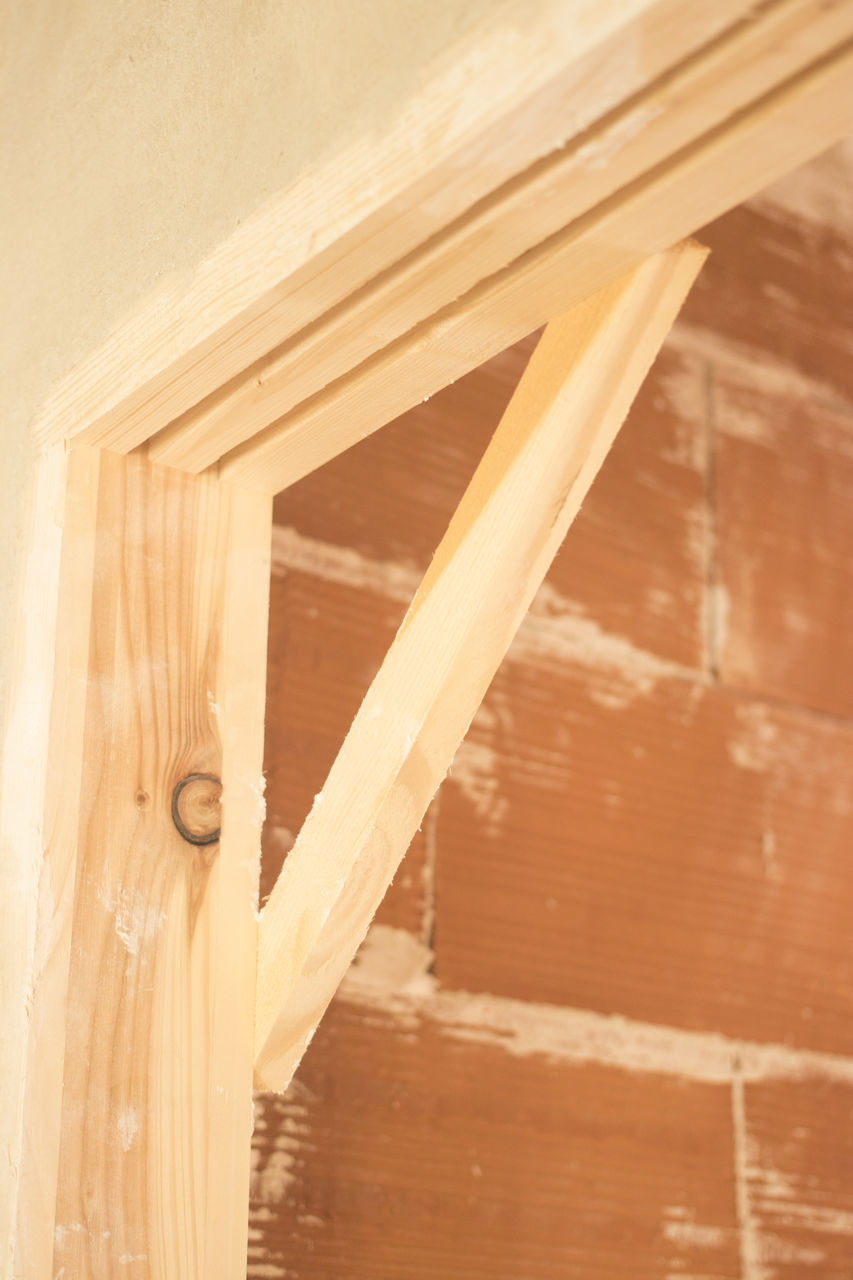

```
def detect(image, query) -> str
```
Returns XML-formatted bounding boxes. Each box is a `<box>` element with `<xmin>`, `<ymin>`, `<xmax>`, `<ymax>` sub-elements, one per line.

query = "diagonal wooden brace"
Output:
<box><xmin>254</xmin><ymin>240</ymin><xmax>707</xmax><ymax>1091</ymax></box>
<box><xmin>3</xmin><ymin>242</ymin><xmax>702</xmax><ymax>1276</ymax></box>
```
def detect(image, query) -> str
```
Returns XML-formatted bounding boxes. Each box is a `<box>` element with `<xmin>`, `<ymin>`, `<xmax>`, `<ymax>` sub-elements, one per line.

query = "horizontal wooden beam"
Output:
<box><xmin>253</xmin><ymin>242</ymin><xmax>706</xmax><ymax>1092</ymax></box>
<box><xmin>221</xmin><ymin>37</ymin><xmax>853</xmax><ymax>493</ymax></box>
<box><xmin>32</xmin><ymin>0</ymin><xmax>837</xmax><ymax>470</ymax></box>
<box><xmin>149</xmin><ymin>0</ymin><xmax>853</xmax><ymax>478</ymax></box>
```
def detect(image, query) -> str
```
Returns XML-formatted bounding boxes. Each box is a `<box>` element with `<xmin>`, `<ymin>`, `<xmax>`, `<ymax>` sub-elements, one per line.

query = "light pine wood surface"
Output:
<box><xmin>220</xmin><ymin>36</ymin><xmax>853</xmax><ymax>493</ymax></box>
<box><xmin>30</xmin><ymin>0</ymin><xmax>748</xmax><ymax>459</ymax></box>
<box><xmin>28</xmin><ymin>1</ymin><xmax>853</xmax><ymax>490</ymax></box>
<box><xmin>7</xmin><ymin>452</ymin><xmax>270</xmax><ymax>1278</ymax></box>
<box><xmin>151</xmin><ymin>0</ymin><xmax>853</xmax><ymax>478</ymax></box>
<box><xmin>253</xmin><ymin>242</ymin><xmax>706</xmax><ymax>1091</ymax></box>
<box><xmin>6</xmin><ymin>2</ymin><xmax>853</xmax><ymax>1268</ymax></box>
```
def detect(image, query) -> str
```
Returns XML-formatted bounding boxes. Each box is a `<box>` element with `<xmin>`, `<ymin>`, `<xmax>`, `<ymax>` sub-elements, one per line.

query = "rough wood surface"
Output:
<box><xmin>221</xmin><ymin>37</ymin><xmax>853</xmax><ymax>493</ymax></box>
<box><xmin>1</xmin><ymin>447</ymin><xmax>101</xmax><ymax>1278</ymax></box>
<box><xmin>30</xmin><ymin>0</ymin><xmax>750</xmax><ymax>457</ymax></box>
<box><xmin>253</xmin><ymin>243</ymin><xmax>705</xmax><ymax>1091</ymax></box>
<box><xmin>6</xmin><ymin>451</ymin><xmax>271</xmax><ymax>1278</ymax></box>
<box><xmin>250</xmin><ymin>141</ymin><xmax>853</xmax><ymax>1278</ymax></box>
<box><xmin>152</xmin><ymin>0</ymin><xmax>853</xmax><ymax>476</ymax></box>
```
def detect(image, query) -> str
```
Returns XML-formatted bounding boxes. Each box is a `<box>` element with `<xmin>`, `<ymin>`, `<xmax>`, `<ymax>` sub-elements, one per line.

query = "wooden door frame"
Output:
<box><xmin>4</xmin><ymin>2</ymin><xmax>853</xmax><ymax>1274</ymax></box>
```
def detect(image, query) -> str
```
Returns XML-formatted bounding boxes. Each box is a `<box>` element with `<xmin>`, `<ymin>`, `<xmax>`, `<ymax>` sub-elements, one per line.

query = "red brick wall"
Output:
<box><xmin>249</xmin><ymin>138</ymin><xmax>853</xmax><ymax>1279</ymax></box>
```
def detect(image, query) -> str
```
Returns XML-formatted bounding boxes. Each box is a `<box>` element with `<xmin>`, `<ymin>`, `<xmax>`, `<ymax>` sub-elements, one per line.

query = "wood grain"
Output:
<box><xmin>222</xmin><ymin>38</ymin><xmax>853</xmax><ymax>493</ymax></box>
<box><xmin>9</xmin><ymin>451</ymin><xmax>271</xmax><ymax>1279</ymax></box>
<box><xmin>1</xmin><ymin>447</ymin><xmax>101</xmax><ymax>1278</ymax></box>
<box><xmin>151</xmin><ymin>0</ymin><xmax>853</xmax><ymax>475</ymax></box>
<box><xmin>253</xmin><ymin>243</ymin><xmax>705</xmax><ymax>1091</ymax></box>
<box><xmin>31</xmin><ymin>0</ymin><xmax>751</xmax><ymax>456</ymax></box>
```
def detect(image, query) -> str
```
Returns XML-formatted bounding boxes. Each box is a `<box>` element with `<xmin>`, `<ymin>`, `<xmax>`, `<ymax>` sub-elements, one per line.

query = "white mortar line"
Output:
<box><xmin>341</xmin><ymin>927</ymin><xmax>853</xmax><ymax>1089</ymax></box>
<box><xmin>731</xmin><ymin>1061</ymin><xmax>766</xmax><ymax>1280</ymax></box>
<box><xmin>671</xmin><ymin>317</ymin><xmax>853</xmax><ymax>420</ymax></box>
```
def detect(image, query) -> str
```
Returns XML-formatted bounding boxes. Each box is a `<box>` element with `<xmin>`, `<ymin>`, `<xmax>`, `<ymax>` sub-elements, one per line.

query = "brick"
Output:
<box><xmin>713</xmin><ymin>359</ymin><xmax>853</xmax><ymax>718</ymax></box>
<box><xmin>434</xmin><ymin>652</ymin><xmax>853</xmax><ymax>1054</ymax></box>
<box><xmin>262</xmin><ymin>566</ymin><xmax>428</xmax><ymax>933</ymax></box>
<box><xmin>248</xmin><ymin>996</ymin><xmax>740</xmax><ymax>1279</ymax></box>
<box><xmin>272</xmin><ymin>332</ymin><xmax>709</xmax><ymax>671</ymax></box>
<box><xmin>740</xmin><ymin>1072</ymin><xmax>853</xmax><ymax>1277</ymax></box>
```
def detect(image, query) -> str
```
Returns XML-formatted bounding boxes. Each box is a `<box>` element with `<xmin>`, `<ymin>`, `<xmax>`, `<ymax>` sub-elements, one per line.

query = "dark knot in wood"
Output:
<box><xmin>171</xmin><ymin>773</ymin><xmax>222</xmax><ymax>846</ymax></box>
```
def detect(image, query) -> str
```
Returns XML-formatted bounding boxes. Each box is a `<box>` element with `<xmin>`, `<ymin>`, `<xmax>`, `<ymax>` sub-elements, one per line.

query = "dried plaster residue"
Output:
<box><xmin>272</xmin><ymin>526</ymin><xmax>696</xmax><ymax>713</ymax></box>
<box><xmin>342</xmin><ymin>925</ymin><xmax>853</xmax><ymax>1089</ymax></box>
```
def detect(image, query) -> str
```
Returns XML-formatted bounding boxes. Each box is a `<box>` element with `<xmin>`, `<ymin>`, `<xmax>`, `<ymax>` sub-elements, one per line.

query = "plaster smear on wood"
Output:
<box><xmin>115</xmin><ymin>1106</ymin><xmax>140</xmax><ymax>1153</ymax></box>
<box><xmin>97</xmin><ymin>883</ymin><xmax>166</xmax><ymax>959</ymax></box>
<box><xmin>573</xmin><ymin>101</ymin><xmax>664</xmax><ymax>171</ymax></box>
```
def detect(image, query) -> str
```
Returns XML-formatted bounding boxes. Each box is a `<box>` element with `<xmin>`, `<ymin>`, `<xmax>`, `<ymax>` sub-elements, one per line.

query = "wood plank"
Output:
<box><xmin>5</xmin><ymin>451</ymin><xmax>271</xmax><ymax>1277</ymax></box>
<box><xmin>30</xmin><ymin>0</ymin><xmax>751</xmax><ymax>457</ymax></box>
<box><xmin>222</xmin><ymin>38</ymin><xmax>853</xmax><ymax>493</ymax></box>
<box><xmin>253</xmin><ymin>242</ymin><xmax>705</xmax><ymax>1091</ymax></box>
<box><xmin>267</xmin><ymin>332</ymin><xmax>710</xmax><ymax>670</ymax></box>
<box><xmin>0</xmin><ymin>446</ymin><xmax>100</xmax><ymax>1279</ymax></box>
<box><xmin>151</xmin><ymin>0</ymin><xmax>853</xmax><ymax>474</ymax></box>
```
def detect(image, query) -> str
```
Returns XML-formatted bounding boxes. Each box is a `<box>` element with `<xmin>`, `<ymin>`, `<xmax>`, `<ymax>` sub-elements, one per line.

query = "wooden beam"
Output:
<box><xmin>3</xmin><ymin>451</ymin><xmax>271</xmax><ymax>1277</ymax></box>
<box><xmin>149</xmin><ymin>0</ymin><xmax>853</xmax><ymax>477</ymax></box>
<box><xmin>220</xmin><ymin>34</ymin><xmax>853</xmax><ymax>493</ymax></box>
<box><xmin>253</xmin><ymin>241</ymin><xmax>706</xmax><ymax>1092</ymax></box>
<box><xmin>31</xmin><ymin>0</ymin><xmax>829</xmax><ymax>464</ymax></box>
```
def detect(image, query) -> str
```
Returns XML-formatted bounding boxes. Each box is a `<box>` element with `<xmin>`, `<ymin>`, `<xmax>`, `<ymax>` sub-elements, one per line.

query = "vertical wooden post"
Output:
<box><xmin>3</xmin><ymin>448</ymin><xmax>271</xmax><ymax>1278</ymax></box>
